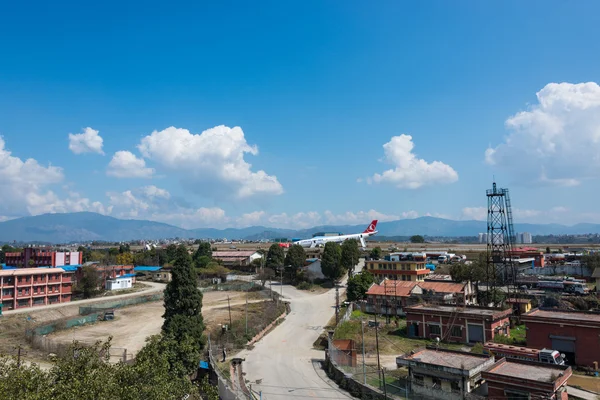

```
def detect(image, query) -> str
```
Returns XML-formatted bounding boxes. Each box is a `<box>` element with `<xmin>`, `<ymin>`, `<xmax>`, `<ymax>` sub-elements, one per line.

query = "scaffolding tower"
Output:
<box><xmin>486</xmin><ymin>182</ymin><xmax>516</xmax><ymax>305</ymax></box>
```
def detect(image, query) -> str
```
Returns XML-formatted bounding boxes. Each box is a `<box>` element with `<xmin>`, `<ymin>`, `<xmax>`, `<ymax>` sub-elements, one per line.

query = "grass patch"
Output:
<box><xmin>334</xmin><ymin>316</ymin><xmax>464</xmax><ymax>356</ymax></box>
<box><xmin>493</xmin><ymin>324</ymin><xmax>527</xmax><ymax>345</ymax></box>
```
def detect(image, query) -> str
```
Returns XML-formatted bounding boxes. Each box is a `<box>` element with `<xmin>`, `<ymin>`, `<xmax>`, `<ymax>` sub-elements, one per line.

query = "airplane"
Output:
<box><xmin>293</xmin><ymin>220</ymin><xmax>378</xmax><ymax>249</ymax></box>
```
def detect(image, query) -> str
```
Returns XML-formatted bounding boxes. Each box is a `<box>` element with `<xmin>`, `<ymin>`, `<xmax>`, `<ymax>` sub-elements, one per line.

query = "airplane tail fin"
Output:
<box><xmin>363</xmin><ymin>220</ymin><xmax>378</xmax><ymax>234</ymax></box>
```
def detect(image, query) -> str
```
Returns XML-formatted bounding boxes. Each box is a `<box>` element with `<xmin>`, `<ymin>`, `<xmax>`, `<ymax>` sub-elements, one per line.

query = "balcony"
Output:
<box><xmin>16</xmin><ymin>281</ymin><xmax>32</xmax><ymax>287</ymax></box>
<box><xmin>32</xmin><ymin>292</ymin><xmax>46</xmax><ymax>297</ymax></box>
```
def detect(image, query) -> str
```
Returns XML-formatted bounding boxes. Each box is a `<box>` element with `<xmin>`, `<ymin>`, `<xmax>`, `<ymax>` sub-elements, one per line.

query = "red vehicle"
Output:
<box><xmin>483</xmin><ymin>342</ymin><xmax>565</xmax><ymax>365</ymax></box>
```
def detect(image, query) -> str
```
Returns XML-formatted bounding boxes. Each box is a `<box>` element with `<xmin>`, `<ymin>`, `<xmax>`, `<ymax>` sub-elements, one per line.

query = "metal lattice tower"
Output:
<box><xmin>486</xmin><ymin>182</ymin><xmax>516</xmax><ymax>304</ymax></box>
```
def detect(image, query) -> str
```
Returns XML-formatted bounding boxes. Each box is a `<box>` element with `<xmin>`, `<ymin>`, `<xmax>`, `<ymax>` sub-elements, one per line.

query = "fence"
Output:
<box><xmin>78</xmin><ymin>292</ymin><xmax>164</xmax><ymax>315</ymax></box>
<box><xmin>326</xmin><ymin>303</ymin><xmax>409</xmax><ymax>399</ymax></box>
<box><xmin>207</xmin><ymin>335</ymin><xmax>256</xmax><ymax>400</ymax></box>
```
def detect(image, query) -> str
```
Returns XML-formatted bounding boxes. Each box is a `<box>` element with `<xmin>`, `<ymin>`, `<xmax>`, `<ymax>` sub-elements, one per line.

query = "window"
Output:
<box><xmin>429</xmin><ymin>324</ymin><xmax>441</xmax><ymax>335</ymax></box>
<box><xmin>432</xmin><ymin>377</ymin><xmax>442</xmax><ymax>389</ymax></box>
<box><xmin>451</xmin><ymin>326</ymin><xmax>462</xmax><ymax>337</ymax></box>
<box><xmin>451</xmin><ymin>381</ymin><xmax>460</xmax><ymax>392</ymax></box>
<box><xmin>414</xmin><ymin>375</ymin><xmax>424</xmax><ymax>386</ymax></box>
<box><xmin>504</xmin><ymin>390</ymin><xmax>529</xmax><ymax>400</ymax></box>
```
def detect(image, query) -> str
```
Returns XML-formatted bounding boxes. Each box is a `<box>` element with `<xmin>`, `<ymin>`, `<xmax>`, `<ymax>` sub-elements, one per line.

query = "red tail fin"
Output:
<box><xmin>363</xmin><ymin>220</ymin><xmax>378</xmax><ymax>233</ymax></box>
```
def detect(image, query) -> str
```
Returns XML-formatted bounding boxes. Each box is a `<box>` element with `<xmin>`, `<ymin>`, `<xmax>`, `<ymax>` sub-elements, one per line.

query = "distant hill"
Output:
<box><xmin>1</xmin><ymin>212</ymin><xmax>600</xmax><ymax>244</ymax></box>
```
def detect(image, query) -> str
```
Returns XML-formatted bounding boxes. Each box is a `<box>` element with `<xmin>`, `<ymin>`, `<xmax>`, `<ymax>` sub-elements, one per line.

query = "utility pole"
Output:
<box><xmin>16</xmin><ymin>344</ymin><xmax>22</xmax><ymax>367</ymax></box>
<box><xmin>381</xmin><ymin>367</ymin><xmax>388</xmax><ymax>399</ymax></box>
<box><xmin>227</xmin><ymin>295</ymin><xmax>232</xmax><ymax>328</ymax></box>
<box><xmin>245</xmin><ymin>289</ymin><xmax>248</xmax><ymax>336</ymax></box>
<box><xmin>361</xmin><ymin>316</ymin><xmax>366</xmax><ymax>385</ymax></box>
<box><xmin>374</xmin><ymin>312</ymin><xmax>381</xmax><ymax>383</ymax></box>
<box><xmin>335</xmin><ymin>285</ymin><xmax>340</xmax><ymax>325</ymax></box>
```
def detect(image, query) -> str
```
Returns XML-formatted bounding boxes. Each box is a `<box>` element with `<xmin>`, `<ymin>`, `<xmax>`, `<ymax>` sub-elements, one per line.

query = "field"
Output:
<box><xmin>47</xmin><ymin>290</ymin><xmax>267</xmax><ymax>360</ymax></box>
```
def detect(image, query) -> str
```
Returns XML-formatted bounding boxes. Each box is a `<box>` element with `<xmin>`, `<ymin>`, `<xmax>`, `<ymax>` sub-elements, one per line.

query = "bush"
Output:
<box><xmin>297</xmin><ymin>281</ymin><xmax>313</xmax><ymax>290</ymax></box>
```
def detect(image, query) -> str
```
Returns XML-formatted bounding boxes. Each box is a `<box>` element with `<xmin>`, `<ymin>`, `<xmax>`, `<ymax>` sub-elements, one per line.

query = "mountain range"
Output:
<box><xmin>0</xmin><ymin>212</ymin><xmax>599</xmax><ymax>244</ymax></box>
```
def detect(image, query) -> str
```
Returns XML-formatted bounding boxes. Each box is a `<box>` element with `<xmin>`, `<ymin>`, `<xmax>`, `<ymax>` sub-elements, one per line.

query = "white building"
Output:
<box><xmin>105</xmin><ymin>274</ymin><xmax>134</xmax><ymax>290</ymax></box>
<box><xmin>303</xmin><ymin>259</ymin><xmax>325</xmax><ymax>281</ymax></box>
<box><xmin>478</xmin><ymin>233</ymin><xmax>488</xmax><ymax>244</ymax></box>
<box><xmin>522</xmin><ymin>232</ymin><xmax>533</xmax><ymax>244</ymax></box>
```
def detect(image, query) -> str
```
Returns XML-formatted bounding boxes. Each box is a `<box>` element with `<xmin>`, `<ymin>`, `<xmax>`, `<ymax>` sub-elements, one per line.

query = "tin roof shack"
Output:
<box><xmin>521</xmin><ymin>308</ymin><xmax>600</xmax><ymax>367</ymax></box>
<box><xmin>482</xmin><ymin>358</ymin><xmax>571</xmax><ymax>400</ymax></box>
<box><xmin>404</xmin><ymin>305</ymin><xmax>512</xmax><ymax>344</ymax></box>
<box><xmin>396</xmin><ymin>347</ymin><xmax>495</xmax><ymax>400</ymax></box>
<box><xmin>211</xmin><ymin>251</ymin><xmax>262</xmax><ymax>272</ymax></box>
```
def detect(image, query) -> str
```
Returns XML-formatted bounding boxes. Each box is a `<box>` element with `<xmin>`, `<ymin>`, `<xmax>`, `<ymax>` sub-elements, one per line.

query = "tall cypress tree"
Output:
<box><xmin>162</xmin><ymin>245</ymin><xmax>205</xmax><ymax>353</ymax></box>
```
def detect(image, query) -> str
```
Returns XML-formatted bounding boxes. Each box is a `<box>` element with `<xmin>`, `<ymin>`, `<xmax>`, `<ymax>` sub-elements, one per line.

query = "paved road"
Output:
<box><xmin>239</xmin><ymin>261</ymin><xmax>364</xmax><ymax>400</ymax></box>
<box><xmin>3</xmin><ymin>281</ymin><xmax>166</xmax><ymax>315</ymax></box>
<box><xmin>567</xmin><ymin>386</ymin><xmax>599</xmax><ymax>400</ymax></box>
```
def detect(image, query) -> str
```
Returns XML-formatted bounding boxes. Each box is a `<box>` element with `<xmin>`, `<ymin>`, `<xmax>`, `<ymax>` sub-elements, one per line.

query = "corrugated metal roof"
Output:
<box><xmin>366</xmin><ymin>279</ymin><xmax>465</xmax><ymax>297</ymax></box>
<box><xmin>212</xmin><ymin>251</ymin><xmax>258</xmax><ymax>257</ymax></box>
<box><xmin>134</xmin><ymin>266</ymin><xmax>162</xmax><ymax>272</ymax></box>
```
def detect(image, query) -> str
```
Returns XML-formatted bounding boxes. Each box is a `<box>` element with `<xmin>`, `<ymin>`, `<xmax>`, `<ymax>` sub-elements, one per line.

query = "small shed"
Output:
<box><xmin>105</xmin><ymin>274</ymin><xmax>135</xmax><ymax>290</ymax></box>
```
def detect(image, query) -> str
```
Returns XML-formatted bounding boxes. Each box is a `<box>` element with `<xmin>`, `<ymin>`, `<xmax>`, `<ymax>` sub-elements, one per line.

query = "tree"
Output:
<box><xmin>320</xmin><ymin>242</ymin><xmax>343</xmax><ymax>282</ymax></box>
<box><xmin>284</xmin><ymin>244</ymin><xmax>306</xmax><ymax>281</ymax></box>
<box><xmin>266</xmin><ymin>243</ymin><xmax>285</xmax><ymax>270</ymax></box>
<box><xmin>346</xmin><ymin>270</ymin><xmax>375</xmax><ymax>302</ymax></box>
<box><xmin>77</xmin><ymin>265</ymin><xmax>102</xmax><ymax>298</ymax></box>
<box><xmin>118</xmin><ymin>244</ymin><xmax>130</xmax><ymax>254</ymax></box>
<box><xmin>340</xmin><ymin>239</ymin><xmax>361</xmax><ymax>277</ymax></box>
<box><xmin>194</xmin><ymin>255</ymin><xmax>212</xmax><ymax>269</ymax></box>
<box><xmin>115</xmin><ymin>252</ymin><xmax>133</xmax><ymax>265</ymax></box>
<box><xmin>449</xmin><ymin>252</ymin><xmax>487</xmax><ymax>283</ymax></box>
<box><xmin>369</xmin><ymin>246</ymin><xmax>382</xmax><ymax>260</ymax></box>
<box><xmin>194</xmin><ymin>242</ymin><xmax>212</xmax><ymax>260</ymax></box>
<box><xmin>165</xmin><ymin>244</ymin><xmax>179</xmax><ymax>263</ymax></box>
<box><xmin>582</xmin><ymin>253</ymin><xmax>600</xmax><ymax>275</ymax></box>
<box><xmin>546</xmin><ymin>246</ymin><xmax>551</xmax><ymax>254</ymax></box>
<box><xmin>162</xmin><ymin>245</ymin><xmax>206</xmax><ymax>373</ymax></box>
<box><xmin>410</xmin><ymin>235</ymin><xmax>425</xmax><ymax>243</ymax></box>
<box><xmin>77</xmin><ymin>246</ymin><xmax>92</xmax><ymax>263</ymax></box>
<box><xmin>257</xmin><ymin>268</ymin><xmax>275</xmax><ymax>287</ymax></box>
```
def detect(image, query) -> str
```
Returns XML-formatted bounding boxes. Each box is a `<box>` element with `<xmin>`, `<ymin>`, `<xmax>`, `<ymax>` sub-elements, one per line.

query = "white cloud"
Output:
<box><xmin>236</xmin><ymin>211</ymin><xmax>266</xmax><ymax>226</ymax></box>
<box><xmin>68</xmin><ymin>127</ymin><xmax>105</xmax><ymax>155</ymax></box>
<box><xmin>366</xmin><ymin>134</ymin><xmax>458</xmax><ymax>189</ymax></box>
<box><xmin>267</xmin><ymin>212</ymin><xmax>322</xmax><ymax>229</ymax></box>
<box><xmin>137</xmin><ymin>125</ymin><xmax>283</xmax><ymax>198</ymax></box>
<box><xmin>551</xmin><ymin>206</ymin><xmax>569</xmax><ymax>213</ymax></box>
<box><xmin>150</xmin><ymin>207</ymin><xmax>227</xmax><ymax>229</ymax></box>
<box><xmin>141</xmin><ymin>185</ymin><xmax>170</xmax><ymax>199</ymax></box>
<box><xmin>460</xmin><ymin>207</ymin><xmax>488</xmax><ymax>221</ymax></box>
<box><xmin>0</xmin><ymin>136</ymin><xmax>67</xmax><ymax>216</ymax></box>
<box><xmin>486</xmin><ymin>82</ymin><xmax>600</xmax><ymax>186</ymax></box>
<box><xmin>107</xmin><ymin>151</ymin><xmax>154</xmax><ymax>178</ymax></box>
<box><xmin>26</xmin><ymin>191</ymin><xmax>109</xmax><ymax>215</ymax></box>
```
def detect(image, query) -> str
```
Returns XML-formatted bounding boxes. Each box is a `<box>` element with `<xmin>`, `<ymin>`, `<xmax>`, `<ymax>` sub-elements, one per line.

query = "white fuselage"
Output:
<box><xmin>293</xmin><ymin>231</ymin><xmax>378</xmax><ymax>249</ymax></box>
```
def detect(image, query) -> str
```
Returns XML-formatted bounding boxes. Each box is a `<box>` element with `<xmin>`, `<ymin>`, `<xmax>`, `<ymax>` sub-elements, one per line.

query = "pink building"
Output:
<box><xmin>0</xmin><ymin>268</ymin><xmax>73</xmax><ymax>310</ymax></box>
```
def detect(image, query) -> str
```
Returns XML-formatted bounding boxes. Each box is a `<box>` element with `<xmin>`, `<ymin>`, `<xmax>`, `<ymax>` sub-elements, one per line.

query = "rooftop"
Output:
<box><xmin>405</xmin><ymin>304</ymin><xmax>511</xmax><ymax>318</ymax></box>
<box><xmin>134</xmin><ymin>266</ymin><xmax>162</xmax><ymax>272</ymax></box>
<box><xmin>523</xmin><ymin>308</ymin><xmax>600</xmax><ymax>324</ymax></box>
<box><xmin>399</xmin><ymin>348</ymin><xmax>491</xmax><ymax>371</ymax></box>
<box><xmin>485</xmin><ymin>359</ymin><xmax>570</xmax><ymax>383</ymax></box>
<box><xmin>366</xmin><ymin>279</ymin><xmax>465</xmax><ymax>297</ymax></box>
<box><xmin>212</xmin><ymin>251</ymin><xmax>258</xmax><ymax>257</ymax></box>
<box><xmin>505</xmin><ymin>298</ymin><xmax>531</xmax><ymax>304</ymax></box>
<box><xmin>592</xmin><ymin>267</ymin><xmax>600</xmax><ymax>278</ymax></box>
<box><xmin>0</xmin><ymin>267</ymin><xmax>65</xmax><ymax>276</ymax></box>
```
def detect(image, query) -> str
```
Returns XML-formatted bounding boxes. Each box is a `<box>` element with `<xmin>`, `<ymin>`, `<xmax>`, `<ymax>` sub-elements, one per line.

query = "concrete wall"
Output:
<box><xmin>521</xmin><ymin>265</ymin><xmax>591</xmax><ymax>277</ymax></box>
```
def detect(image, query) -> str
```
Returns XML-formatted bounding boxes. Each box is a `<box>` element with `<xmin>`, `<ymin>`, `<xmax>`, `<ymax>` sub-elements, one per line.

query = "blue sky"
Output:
<box><xmin>2</xmin><ymin>1</ymin><xmax>600</xmax><ymax>228</ymax></box>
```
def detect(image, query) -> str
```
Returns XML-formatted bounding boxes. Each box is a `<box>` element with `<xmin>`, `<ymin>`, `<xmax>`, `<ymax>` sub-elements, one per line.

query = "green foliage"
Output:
<box><xmin>296</xmin><ymin>281</ymin><xmax>312</xmax><ymax>290</ymax></box>
<box><xmin>0</xmin><ymin>337</ymin><xmax>201</xmax><ymax>399</ymax></box>
<box><xmin>340</xmin><ymin>239</ymin><xmax>361</xmax><ymax>276</ymax></box>
<box><xmin>369</xmin><ymin>247</ymin><xmax>382</xmax><ymax>260</ymax></box>
<box><xmin>77</xmin><ymin>265</ymin><xmax>102</xmax><ymax>299</ymax></box>
<box><xmin>346</xmin><ymin>270</ymin><xmax>375</xmax><ymax>302</ymax></box>
<box><xmin>582</xmin><ymin>253</ymin><xmax>600</xmax><ymax>273</ymax></box>
<box><xmin>162</xmin><ymin>245</ymin><xmax>206</xmax><ymax>374</ymax></box>
<box><xmin>118</xmin><ymin>244</ymin><xmax>131</xmax><ymax>254</ymax></box>
<box><xmin>285</xmin><ymin>244</ymin><xmax>306</xmax><ymax>270</ymax></box>
<box><xmin>266</xmin><ymin>243</ymin><xmax>285</xmax><ymax>269</ymax></box>
<box><xmin>195</xmin><ymin>255</ymin><xmax>212</xmax><ymax>269</ymax></box>
<box><xmin>449</xmin><ymin>252</ymin><xmax>487</xmax><ymax>282</ymax></box>
<box><xmin>194</xmin><ymin>242</ymin><xmax>212</xmax><ymax>262</ymax></box>
<box><xmin>116</xmin><ymin>252</ymin><xmax>133</xmax><ymax>265</ymax></box>
<box><xmin>410</xmin><ymin>235</ymin><xmax>425</xmax><ymax>243</ymax></box>
<box><xmin>320</xmin><ymin>242</ymin><xmax>343</xmax><ymax>282</ymax></box>
<box><xmin>542</xmin><ymin>294</ymin><xmax>560</xmax><ymax>308</ymax></box>
<box><xmin>471</xmin><ymin>342</ymin><xmax>485</xmax><ymax>354</ymax></box>
<box><xmin>165</xmin><ymin>244</ymin><xmax>179</xmax><ymax>264</ymax></box>
<box><xmin>197</xmin><ymin>262</ymin><xmax>230</xmax><ymax>279</ymax></box>
<box><xmin>257</xmin><ymin>268</ymin><xmax>275</xmax><ymax>287</ymax></box>
<box><xmin>77</xmin><ymin>246</ymin><xmax>92</xmax><ymax>263</ymax></box>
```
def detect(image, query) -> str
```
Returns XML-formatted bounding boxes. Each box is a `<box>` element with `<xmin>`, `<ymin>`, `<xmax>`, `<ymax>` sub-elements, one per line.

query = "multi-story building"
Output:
<box><xmin>404</xmin><ymin>304</ymin><xmax>512</xmax><ymax>344</ymax></box>
<box><xmin>482</xmin><ymin>358</ymin><xmax>571</xmax><ymax>399</ymax></box>
<box><xmin>396</xmin><ymin>347</ymin><xmax>495</xmax><ymax>400</ymax></box>
<box><xmin>365</xmin><ymin>279</ymin><xmax>476</xmax><ymax>316</ymax></box>
<box><xmin>5</xmin><ymin>248</ymin><xmax>82</xmax><ymax>268</ymax></box>
<box><xmin>0</xmin><ymin>267</ymin><xmax>73</xmax><ymax>310</ymax></box>
<box><xmin>521</xmin><ymin>308</ymin><xmax>600</xmax><ymax>367</ymax></box>
<box><xmin>478</xmin><ymin>233</ymin><xmax>488</xmax><ymax>244</ymax></box>
<box><xmin>364</xmin><ymin>259</ymin><xmax>430</xmax><ymax>282</ymax></box>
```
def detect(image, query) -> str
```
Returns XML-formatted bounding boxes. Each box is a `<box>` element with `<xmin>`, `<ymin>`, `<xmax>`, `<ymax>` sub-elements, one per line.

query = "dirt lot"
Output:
<box><xmin>47</xmin><ymin>290</ymin><xmax>267</xmax><ymax>360</ymax></box>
